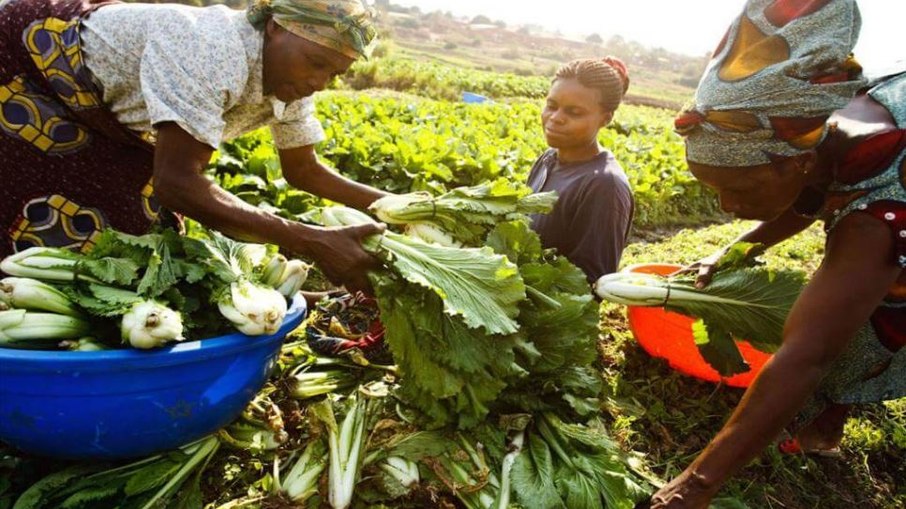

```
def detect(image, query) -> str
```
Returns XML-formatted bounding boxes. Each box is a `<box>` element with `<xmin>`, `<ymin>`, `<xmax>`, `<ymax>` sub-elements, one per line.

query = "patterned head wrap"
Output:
<box><xmin>675</xmin><ymin>0</ymin><xmax>867</xmax><ymax>167</ymax></box>
<box><xmin>247</xmin><ymin>0</ymin><xmax>377</xmax><ymax>60</ymax></box>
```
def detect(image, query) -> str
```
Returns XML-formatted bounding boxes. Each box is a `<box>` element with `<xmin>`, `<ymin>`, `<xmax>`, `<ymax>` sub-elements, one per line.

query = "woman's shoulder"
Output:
<box><xmin>86</xmin><ymin>3</ymin><xmax>247</xmax><ymax>58</ymax></box>
<box><xmin>527</xmin><ymin>148</ymin><xmax>558</xmax><ymax>179</ymax></box>
<box><xmin>557</xmin><ymin>152</ymin><xmax>632</xmax><ymax>201</ymax></box>
<box><xmin>156</xmin><ymin>4</ymin><xmax>243</xmax><ymax>42</ymax></box>
<box><xmin>585</xmin><ymin>151</ymin><xmax>630</xmax><ymax>187</ymax></box>
<box><xmin>867</xmin><ymin>71</ymin><xmax>906</xmax><ymax>128</ymax></box>
<box><xmin>151</xmin><ymin>6</ymin><xmax>250</xmax><ymax>85</ymax></box>
<box><xmin>90</xmin><ymin>2</ymin><xmax>235</xmax><ymax>28</ymax></box>
<box><xmin>534</xmin><ymin>148</ymin><xmax>558</xmax><ymax>167</ymax></box>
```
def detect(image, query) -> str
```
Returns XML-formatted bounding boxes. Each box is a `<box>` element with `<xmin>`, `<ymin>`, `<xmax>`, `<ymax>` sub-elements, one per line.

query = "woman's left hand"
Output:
<box><xmin>647</xmin><ymin>470</ymin><xmax>718</xmax><ymax>509</ymax></box>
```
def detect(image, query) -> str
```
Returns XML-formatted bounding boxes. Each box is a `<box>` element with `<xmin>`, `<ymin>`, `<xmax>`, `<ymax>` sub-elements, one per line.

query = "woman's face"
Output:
<box><xmin>262</xmin><ymin>19</ymin><xmax>355</xmax><ymax>103</ymax></box>
<box><xmin>689</xmin><ymin>154</ymin><xmax>814</xmax><ymax>221</ymax></box>
<box><xmin>541</xmin><ymin>77</ymin><xmax>612</xmax><ymax>150</ymax></box>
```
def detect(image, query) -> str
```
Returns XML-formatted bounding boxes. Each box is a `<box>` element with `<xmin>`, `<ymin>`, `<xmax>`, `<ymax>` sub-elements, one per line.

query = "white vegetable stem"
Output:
<box><xmin>0</xmin><ymin>277</ymin><xmax>83</xmax><ymax>317</ymax></box>
<box><xmin>594</xmin><ymin>271</ymin><xmax>760</xmax><ymax>307</ymax></box>
<box><xmin>327</xmin><ymin>395</ymin><xmax>370</xmax><ymax>509</ymax></box>
<box><xmin>379</xmin><ymin>456</ymin><xmax>420</xmax><ymax>490</ymax></box>
<box><xmin>261</xmin><ymin>254</ymin><xmax>310</xmax><ymax>297</ymax></box>
<box><xmin>278</xmin><ymin>439</ymin><xmax>327</xmax><ymax>502</ymax></box>
<box><xmin>0</xmin><ymin>247</ymin><xmax>99</xmax><ymax>283</ymax></box>
<box><xmin>404</xmin><ymin>222</ymin><xmax>462</xmax><ymax>247</ymax></box>
<box><xmin>368</xmin><ymin>193</ymin><xmax>429</xmax><ymax>224</ymax></box>
<box><xmin>0</xmin><ymin>309</ymin><xmax>91</xmax><ymax>346</ymax></box>
<box><xmin>496</xmin><ymin>431</ymin><xmax>524</xmax><ymax>509</ymax></box>
<box><xmin>120</xmin><ymin>300</ymin><xmax>185</xmax><ymax>349</ymax></box>
<box><xmin>218</xmin><ymin>280</ymin><xmax>287</xmax><ymax>336</ymax></box>
<box><xmin>275</xmin><ymin>259</ymin><xmax>311</xmax><ymax>298</ymax></box>
<box><xmin>261</xmin><ymin>253</ymin><xmax>288</xmax><ymax>287</ymax></box>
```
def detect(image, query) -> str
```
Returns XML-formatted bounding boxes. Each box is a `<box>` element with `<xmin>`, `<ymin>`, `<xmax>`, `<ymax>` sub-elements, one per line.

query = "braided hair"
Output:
<box><xmin>554</xmin><ymin>56</ymin><xmax>630</xmax><ymax>113</ymax></box>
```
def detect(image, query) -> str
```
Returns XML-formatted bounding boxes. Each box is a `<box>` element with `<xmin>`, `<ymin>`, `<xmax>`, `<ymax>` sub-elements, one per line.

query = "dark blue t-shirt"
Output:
<box><xmin>526</xmin><ymin>149</ymin><xmax>634</xmax><ymax>282</ymax></box>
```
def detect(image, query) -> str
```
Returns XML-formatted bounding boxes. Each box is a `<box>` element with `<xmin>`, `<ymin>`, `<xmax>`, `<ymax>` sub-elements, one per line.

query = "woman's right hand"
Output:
<box><xmin>288</xmin><ymin>222</ymin><xmax>385</xmax><ymax>295</ymax></box>
<box><xmin>646</xmin><ymin>468</ymin><xmax>718</xmax><ymax>509</ymax></box>
<box><xmin>675</xmin><ymin>247</ymin><xmax>728</xmax><ymax>289</ymax></box>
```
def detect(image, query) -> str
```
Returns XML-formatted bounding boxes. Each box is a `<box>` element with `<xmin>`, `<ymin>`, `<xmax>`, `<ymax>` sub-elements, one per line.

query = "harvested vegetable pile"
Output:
<box><xmin>3</xmin><ymin>181</ymin><xmax>656</xmax><ymax>509</ymax></box>
<box><xmin>0</xmin><ymin>228</ymin><xmax>309</xmax><ymax>350</ymax></box>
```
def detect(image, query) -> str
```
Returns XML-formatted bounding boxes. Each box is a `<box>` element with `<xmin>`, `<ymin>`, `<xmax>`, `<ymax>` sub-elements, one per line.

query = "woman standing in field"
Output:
<box><xmin>527</xmin><ymin>57</ymin><xmax>635</xmax><ymax>283</ymax></box>
<box><xmin>0</xmin><ymin>0</ymin><xmax>388</xmax><ymax>292</ymax></box>
<box><xmin>647</xmin><ymin>0</ymin><xmax>905</xmax><ymax>506</ymax></box>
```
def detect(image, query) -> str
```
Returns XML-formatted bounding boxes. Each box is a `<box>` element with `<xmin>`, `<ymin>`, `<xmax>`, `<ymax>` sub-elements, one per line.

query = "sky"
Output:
<box><xmin>394</xmin><ymin>0</ymin><xmax>904</xmax><ymax>73</ymax></box>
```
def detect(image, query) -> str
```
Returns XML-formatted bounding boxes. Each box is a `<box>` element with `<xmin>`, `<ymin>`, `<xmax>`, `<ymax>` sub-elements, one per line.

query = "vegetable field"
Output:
<box><xmin>216</xmin><ymin>91</ymin><xmax>722</xmax><ymax>229</ymax></box>
<box><xmin>1</xmin><ymin>66</ymin><xmax>904</xmax><ymax>509</ymax></box>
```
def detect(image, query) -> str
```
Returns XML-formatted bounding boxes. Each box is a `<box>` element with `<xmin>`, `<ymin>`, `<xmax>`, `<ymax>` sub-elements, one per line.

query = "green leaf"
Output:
<box><xmin>557</xmin><ymin>471</ymin><xmax>603</xmax><ymax>509</ymax></box>
<box><xmin>385</xmin><ymin>431</ymin><xmax>454</xmax><ymax>460</ymax></box>
<box><xmin>715</xmin><ymin>241</ymin><xmax>766</xmax><ymax>270</ymax></box>
<box><xmin>58</xmin><ymin>485</ymin><xmax>120</xmax><ymax>509</ymax></box>
<box><xmin>517</xmin><ymin>292</ymin><xmax>598</xmax><ymax>373</ymax></box>
<box><xmin>168</xmin><ymin>482</ymin><xmax>203</xmax><ymax>509</ymax></box>
<box><xmin>370</xmin><ymin>181</ymin><xmax>551</xmax><ymax>245</ymax></box>
<box><xmin>511</xmin><ymin>434</ymin><xmax>565</xmax><ymax>509</ymax></box>
<box><xmin>667</xmin><ymin>268</ymin><xmax>804</xmax><ymax>353</ymax></box>
<box><xmin>520</xmin><ymin>258</ymin><xmax>590</xmax><ymax>296</ymax></box>
<box><xmin>486</xmin><ymin>220</ymin><xmax>543</xmax><ymax>266</ymax></box>
<box><xmin>378</xmin><ymin>232</ymin><xmax>525</xmax><ymax>335</ymax></box>
<box><xmin>136</xmin><ymin>242</ymin><xmax>178</xmax><ymax>297</ymax></box>
<box><xmin>65</xmin><ymin>284</ymin><xmax>143</xmax><ymax>317</ymax></box>
<box><xmin>516</xmin><ymin>191</ymin><xmax>559</xmax><ymax>215</ymax></box>
<box><xmin>82</xmin><ymin>257</ymin><xmax>140</xmax><ymax>286</ymax></box>
<box><xmin>123</xmin><ymin>461</ymin><xmax>180</xmax><ymax>496</ymax></box>
<box><xmin>691</xmin><ymin>319</ymin><xmax>750</xmax><ymax>377</ymax></box>
<box><xmin>374</xmin><ymin>274</ymin><xmax>522</xmax><ymax>427</ymax></box>
<box><xmin>537</xmin><ymin>414</ymin><xmax>649</xmax><ymax>509</ymax></box>
<box><xmin>137</xmin><ymin>436</ymin><xmax>220</xmax><ymax>509</ymax></box>
<box><xmin>12</xmin><ymin>465</ymin><xmax>102</xmax><ymax>509</ymax></box>
<box><xmin>182</xmin><ymin>232</ymin><xmax>265</xmax><ymax>286</ymax></box>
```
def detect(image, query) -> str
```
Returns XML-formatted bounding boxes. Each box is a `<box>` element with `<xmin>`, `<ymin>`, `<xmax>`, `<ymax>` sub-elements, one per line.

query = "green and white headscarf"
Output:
<box><xmin>247</xmin><ymin>0</ymin><xmax>377</xmax><ymax>59</ymax></box>
<box><xmin>675</xmin><ymin>0</ymin><xmax>867</xmax><ymax>167</ymax></box>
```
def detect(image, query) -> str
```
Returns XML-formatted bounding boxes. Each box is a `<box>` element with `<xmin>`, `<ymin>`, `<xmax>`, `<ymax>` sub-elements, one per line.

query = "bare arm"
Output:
<box><xmin>651</xmin><ymin>212</ymin><xmax>901</xmax><ymax>508</ymax></box>
<box><xmin>279</xmin><ymin>144</ymin><xmax>389</xmax><ymax>210</ymax></box>
<box><xmin>693</xmin><ymin>208</ymin><xmax>816</xmax><ymax>286</ymax></box>
<box><xmin>151</xmin><ymin>123</ymin><xmax>382</xmax><ymax>291</ymax></box>
<box><xmin>731</xmin><ymin>207</ymin><xmax>817</xmax><ymax>248</ymax></box>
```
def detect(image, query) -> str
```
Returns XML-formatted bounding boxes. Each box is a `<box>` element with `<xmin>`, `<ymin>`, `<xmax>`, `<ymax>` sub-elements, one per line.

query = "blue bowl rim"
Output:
<box><xmin>0</xmin><ymin>294</ymin><xmax>307</xmax><ymax>371</ymax></box>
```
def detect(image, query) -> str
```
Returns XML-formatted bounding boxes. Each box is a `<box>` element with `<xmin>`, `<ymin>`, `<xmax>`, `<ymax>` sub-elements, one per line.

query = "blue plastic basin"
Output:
<box><xmin>0</xmin><ymin>295</ymin><xmax>306</xmax><ymax>459</ymax></box>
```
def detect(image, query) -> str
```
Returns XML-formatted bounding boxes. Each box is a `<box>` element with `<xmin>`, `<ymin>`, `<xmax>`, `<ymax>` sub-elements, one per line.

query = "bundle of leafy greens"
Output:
<box><xmin>313</xmin><ymin>181</ymin><xmax>609</xmax><ymax>431</ymax></box>
<box><xmin>369</xmin><ymin>179</ymin><xmax>557</xmax><ymax>245</ymax></box>
<box><xmin>594</xmin><ymin>242</ymin><xmax>806</xmax><ymax>376</ymax></box>
<box><xmin>318</xmin><ymin>206</ymin><xmax>526</xmax><ymax>336</ymax></box>
<box><xmin>315</xmin><ymin>204</ymin><xmax>527</xmax><ymax>427</ymax></box>
<box><xmin>487</xmin><ymin>222</ymin><xmax>603</xmax><ymax>419</ymax></box>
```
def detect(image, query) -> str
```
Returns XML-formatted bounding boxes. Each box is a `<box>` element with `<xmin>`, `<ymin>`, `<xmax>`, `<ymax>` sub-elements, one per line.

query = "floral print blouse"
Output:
<box><xmin>79</xmin><ymin>3</ymin><xmax>325</xmax><ymax>149</ymax></box>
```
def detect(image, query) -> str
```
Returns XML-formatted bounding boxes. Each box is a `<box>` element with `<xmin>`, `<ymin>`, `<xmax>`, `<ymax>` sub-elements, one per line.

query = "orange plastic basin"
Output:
<box><xmin>624</xmin><ymin>263</ymin><xmax>772</xmax><ymax>388</ymax></box>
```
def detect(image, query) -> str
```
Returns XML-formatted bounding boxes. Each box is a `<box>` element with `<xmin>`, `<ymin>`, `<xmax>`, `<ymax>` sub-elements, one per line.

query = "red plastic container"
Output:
<box><xmin>623</xmin><ymin>263</ymin><xmax>772</xmax><ymax>388</ymax></box>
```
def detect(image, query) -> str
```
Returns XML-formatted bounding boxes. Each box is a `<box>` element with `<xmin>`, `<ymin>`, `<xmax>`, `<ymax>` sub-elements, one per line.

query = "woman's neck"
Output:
<box><xmin>556</xmin><ymin>142</ymin><xmax>602</xmax><ymax>165</ymax></box>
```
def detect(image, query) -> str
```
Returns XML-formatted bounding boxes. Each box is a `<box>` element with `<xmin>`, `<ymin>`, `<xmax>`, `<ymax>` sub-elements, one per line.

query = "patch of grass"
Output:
<box><xmin>624</xmin><ymin>220</ymin><xmax>826</xmax><ymax>274</ymax></box>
